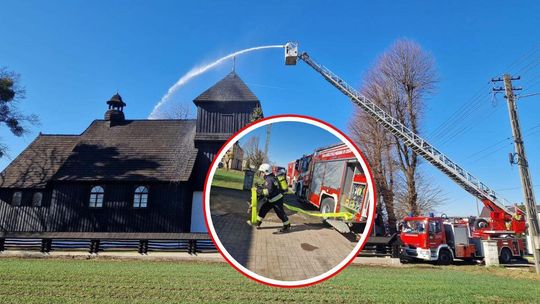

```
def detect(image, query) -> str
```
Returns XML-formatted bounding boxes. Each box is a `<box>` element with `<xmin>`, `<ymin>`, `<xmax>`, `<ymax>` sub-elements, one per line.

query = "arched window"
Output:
<box><xmin>89</xmin><ymin>186</ymin><xmax>104</xmax><ymax>208</ymax></box>
<box><xmin>32</xmin><ymin>192</ymin><xmax>43</xmax><ymax>207</ymax></box>
<box><xmin>133</xmin><ymin>186</ymin><xmax>148</xmax><ymax>208</ymax></box>
<box><xmin>12</xmin><ymin>191</ymin><xmax>22</xmax><ymax>206</ymax></box>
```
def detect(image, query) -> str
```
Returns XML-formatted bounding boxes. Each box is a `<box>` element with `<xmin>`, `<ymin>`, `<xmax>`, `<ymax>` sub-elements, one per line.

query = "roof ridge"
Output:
<box><xmin>193</xmin><ymin>72</ymin><xmax>259</xmax><ymax>103</ymax></box>
<box><xmin>39</xmin><ymin>134</ymin><xmax>81</xmax><ymax>137</ymax></box>
<box><xmin>92</xmin><ymin>119</ymin><xmax>197</xmax><ymax>122</ymax></box>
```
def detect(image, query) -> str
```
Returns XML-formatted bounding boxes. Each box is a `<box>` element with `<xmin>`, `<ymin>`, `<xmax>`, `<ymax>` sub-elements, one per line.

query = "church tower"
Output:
<box><xmin>191</xmin><ymin>71</ymin><xmax>263</xmax><ymax>189</ymax></box>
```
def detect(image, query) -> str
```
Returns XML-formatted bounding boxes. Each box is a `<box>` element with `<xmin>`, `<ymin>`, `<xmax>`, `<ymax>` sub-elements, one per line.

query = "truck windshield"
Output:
<box><xmin>402</xmin><ymin>220</ymin><xmax>426</xmax><ymax>234</ymax></box>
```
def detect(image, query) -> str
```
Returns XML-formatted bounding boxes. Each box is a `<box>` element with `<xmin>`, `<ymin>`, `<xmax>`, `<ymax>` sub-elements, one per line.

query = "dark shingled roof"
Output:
<box><xmin>0</xmin><ymin>120</ymin><xmax>198</xmax><ymax>187</ymax></box>
<box><xmin>53</xmin><ymin>120</ymin><xmax>198</xmax><ymax>182</ymax></box>
<box><xmin>194</xmin><ymin>71</ymin><xmax>259</xmax><ymax>103</ymax></box>
<box><xmin>0</xmin><ymin>135</ymin><xmax>79</xmax><ymax>188</ymax></box>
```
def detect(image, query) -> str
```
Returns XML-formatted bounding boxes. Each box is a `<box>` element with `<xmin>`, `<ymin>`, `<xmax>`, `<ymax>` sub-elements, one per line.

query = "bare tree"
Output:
<box><xmin>162</xmin><ymin>103</ymin><xmax>193</xmax><ymax>119</ymax></box>
<box><xmin>0</xmin><ymin>67</ymin><xmax>38</xmax><ymax>157</ymax></box>
<box><xmin>378</xmin><ymin>39</ymin><xmax>437</xmax><ymax>216</ymax></box>
<box><xmin>349</xmin><ymin>68</ymin><xmax>399</xmax><ymax>233</ymax></box>
<box><xmin>350</xmin><ymin>38</ymin><xmax>438</xmax><ymax>236</ymax></box>
<box><xmin>222</xmin><ymin>147</ymin><xmax>234</xmax><ymax>171</ymax></box>
<box><xmin>243</xmin><ymin>136</ymin><xmax>264</xmax><ymax>170</ymax></box>
<box><xmin>250</xmin><ymin>105</ymin><xmax>263</xmax><ymax>122</ymax></box>
<box><xmin>393</xmin><ymin>172</ymin><xmax>447</xmax><ymax>218</ymax></box>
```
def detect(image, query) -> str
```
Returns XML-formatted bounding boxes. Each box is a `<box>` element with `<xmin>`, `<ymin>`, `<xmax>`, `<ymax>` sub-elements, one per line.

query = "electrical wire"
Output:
<box><xmin>431</xmin><ymin>43</ymin><xmax>540</xmax><ymax>146</ymax></box>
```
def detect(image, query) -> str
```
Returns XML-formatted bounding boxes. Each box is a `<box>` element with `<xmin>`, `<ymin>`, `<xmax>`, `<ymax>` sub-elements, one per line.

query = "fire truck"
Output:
<box><xmin>286</xmin><ymin>161</ymin><xmax>297</xmax><ymax>188</ymax></box>
<box><xmin>400</xmin><ymin>213</ymin><xmax>525</xmax><ymax>264</ymax></box>
<box><xmin>271</xmin><ymin>166</ymin><xmax>286</xmax><ymax>175</ymax></box>
<box><xmin>293</xmin><ymin>143</ymin><xmax>371</xmax><ymax>224</ymax></box>
<box><xmin>284</xmin><ymin>42</ymin><xmax>528</xmax><ymax>264</ymax></box>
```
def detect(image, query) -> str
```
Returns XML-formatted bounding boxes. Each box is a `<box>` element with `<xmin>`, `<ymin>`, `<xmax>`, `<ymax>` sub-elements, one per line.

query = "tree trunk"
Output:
<box><xmin>406</xmin><ymin>168</ymin><xmax>419</xmax><ymax>215</ymax></box>
<box><xmin>380</xmin><ymin>185</ymin><xmax>397</xmax><ymax>234</ymax></box>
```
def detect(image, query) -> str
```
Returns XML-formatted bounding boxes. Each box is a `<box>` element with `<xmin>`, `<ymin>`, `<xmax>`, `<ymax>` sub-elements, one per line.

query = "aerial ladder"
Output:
<box><xmin>283</xmin><ymin>42</ymin><xmax>526</xmax><ymax>238</ymax></box>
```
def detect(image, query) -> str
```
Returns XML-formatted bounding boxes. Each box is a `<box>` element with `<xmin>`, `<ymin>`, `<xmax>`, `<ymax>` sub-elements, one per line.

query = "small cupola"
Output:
<box><xmin>104</xmin><ymin>93</ymin><xmax>126</xmax><ymax>125</ymax></box>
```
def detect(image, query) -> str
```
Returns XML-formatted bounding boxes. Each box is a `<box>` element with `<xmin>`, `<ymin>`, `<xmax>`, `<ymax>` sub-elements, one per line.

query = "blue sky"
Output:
<box><xmin>1</xmin><ymin>1</ymin><xmax>540</xmax><ymax>216</ymax></box>
<box><xmin>238</xmin><ymin>122</ymin><xmax>340</xmax><ymax>168</ymax></box>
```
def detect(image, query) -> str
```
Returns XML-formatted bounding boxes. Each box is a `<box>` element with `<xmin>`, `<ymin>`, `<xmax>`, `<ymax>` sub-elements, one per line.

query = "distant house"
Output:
<box><xmin>0</xmin><ymin>71</ymin><xmax>262</xmax><ymax>240</ymax></box>
<box><xmin>221</xmin><ymin>143</ymin><xmax>244</xmax><ymax>171</ymax></box>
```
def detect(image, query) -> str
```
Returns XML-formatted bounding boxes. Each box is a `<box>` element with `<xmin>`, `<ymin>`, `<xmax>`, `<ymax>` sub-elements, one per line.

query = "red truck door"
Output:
<box><xmin>427</xmin><ymin>219</ymin><xmax>446</xmax><ymax>249</ymax></box>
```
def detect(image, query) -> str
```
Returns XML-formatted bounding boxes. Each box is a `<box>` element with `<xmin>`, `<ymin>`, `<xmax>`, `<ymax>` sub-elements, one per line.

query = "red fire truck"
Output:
<box><xmin>293</xmin><ymin>143</ymin><xmax>371</xmax><ymax>224</ymax></box>
<box><xmin>271</xmin><ymin>166</ymin><xmax>285</xmax><ymax>175</ymax></box>
<box><xmin>284</xmin><ymin>42</ymin><xmax>530</xmax><ymax>264</ymax></box>
<box><xmin>286</xmin><ymin>161</ymin><xmax>298</xmax><ymax>188</ymax></box>
<box><xmin>400</xmin><ymin>210</ymin><xmax>526</xmax><ymax>264</ymax></box>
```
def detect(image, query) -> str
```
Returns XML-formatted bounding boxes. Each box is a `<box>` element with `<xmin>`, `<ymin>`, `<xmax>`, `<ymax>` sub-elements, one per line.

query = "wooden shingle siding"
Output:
<box><xmin>0</xmin><ymin>182</ymin><xmax>192</xmax><ymax>233</ymax></box>
<box><xmin>0</xmin><ymin>189</ymin><xmax>52</xmax><ymax>232</ymax></box>
<box><xmin>196</xmin><ymin>103</ymin><xmax>257</xmax><ymax>134</ymax></box>
<box><xmin>192</xmin><ymin>142</ymin><xmax>224</xmax><ymax>191</ymax></box>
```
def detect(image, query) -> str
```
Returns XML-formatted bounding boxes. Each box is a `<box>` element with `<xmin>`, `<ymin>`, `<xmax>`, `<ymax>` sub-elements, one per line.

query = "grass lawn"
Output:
<box><xmin>0</xmin><ymin>258</ymin><xmax>538</xmax><ymax>303</ymax></box>
<box><xmin>211</xmin><ymin>169</ymin><xmax>263</xmax><ymax>190</ymax></box>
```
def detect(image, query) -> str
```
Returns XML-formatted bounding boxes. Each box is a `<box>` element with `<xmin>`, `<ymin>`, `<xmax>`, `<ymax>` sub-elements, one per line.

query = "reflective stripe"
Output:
<box><xmin>268</xmin><ymin>193</ymin><xmax>283</xmax><ymax>202</ymax></box>
<box><xmin>262</xmin><ymin>189</ymin><xmax>269</xmax><ymax>196</ymax></box>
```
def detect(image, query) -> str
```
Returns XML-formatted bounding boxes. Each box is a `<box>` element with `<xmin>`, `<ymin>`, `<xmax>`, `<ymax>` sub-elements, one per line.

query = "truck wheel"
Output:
<box><xmin>437</xmin><ymin>249</ymin><xmax>452</xmax><ymax>265</ymax></box>
<box><xmin>320</xmin><ymin>198</ymin><xmax>336</xmax><ymax>220</ymax></box>
<box><xmin>499</xmin><ymin>248</ymin><xmax>513</xmax><ymax>264</ymax></box>
<box><xmin>399</xmin><ymin>253</ymin><xmax>410</xmax><ymax>264</ymax></box>
<box><xmin>474</xmin><ymin>218</ymin><xmax>489</xmax><ymax>229</ymax></box>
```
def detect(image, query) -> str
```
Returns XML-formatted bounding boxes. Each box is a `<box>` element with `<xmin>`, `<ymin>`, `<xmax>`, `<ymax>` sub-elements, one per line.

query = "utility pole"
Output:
<box><xmin>492</xmin><ymin>74</ymin><xmax>540</xmax><ymax>274</ymax></box>
<box><xmin>264</xmin><ymin>124</ymin><xmax>271</xmax><ymax>162</ymax></box>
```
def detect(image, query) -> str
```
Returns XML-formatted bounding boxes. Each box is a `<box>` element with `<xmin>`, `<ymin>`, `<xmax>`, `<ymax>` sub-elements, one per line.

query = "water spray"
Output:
<box><xmin>149</xmin><ymin>44</ymin><xmax>284</xmax><ymax>119</ymax></box>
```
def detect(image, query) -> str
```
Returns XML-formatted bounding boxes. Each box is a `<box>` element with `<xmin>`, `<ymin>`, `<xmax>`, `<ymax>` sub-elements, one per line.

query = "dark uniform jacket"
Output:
<box><xmin>257</xmin><ymin>174</ymin><xmax>283</xmax><ymax>202</ymax></box>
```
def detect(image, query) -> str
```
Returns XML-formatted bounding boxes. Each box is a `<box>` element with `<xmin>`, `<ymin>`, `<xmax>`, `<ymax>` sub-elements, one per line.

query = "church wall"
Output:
<box><xmin>196</xmin><ymin>102</ymin><xmax>257</xmax><ymax>134</ymax></box>
<box><xmin>0</xmin><ymin>182</ymin><xmax>192</xmax><ymax>233</ymax></box>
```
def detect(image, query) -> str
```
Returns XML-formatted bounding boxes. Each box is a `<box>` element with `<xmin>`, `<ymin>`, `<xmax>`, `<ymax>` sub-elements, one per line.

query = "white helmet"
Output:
<box><xmin>258</xmin><ymin>163</ymin><xmax>272</xmax><ymax>175</ymax></box>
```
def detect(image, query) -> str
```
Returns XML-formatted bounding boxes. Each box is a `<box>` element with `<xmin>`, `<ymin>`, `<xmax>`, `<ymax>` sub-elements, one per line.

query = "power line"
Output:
<box><xmin>428</xmin><ymin>43</ymin><xmax>540</xmax><ymax>146</ymax></box>
<box><xmin>497</xmin><ymin>184</ymin><xmax>540</xmax><ymax>192</ymax></box>
<box><xmin>466</xmin><ymin>136</ymin><xmax>512</xmax><ymax>159</ymax></box>
<box><xmin>467</xmin><ymin>142</ymin><xmax>512</xmax><ymax>164</ymax></box>
<box><xmin>464</xmin><ymin>121</ymin><xmax>540</xmax><ymax>163</ymax></box>
<box><xmin>429</xmin><ymin>86</ymin><xmax>490</xmax><ymax>140</ymax></box>
<box><xmin>506</xmin><ymin>43</ymin><xmax>540</xmax><ymax>73</ymax></box>
<box><xmin>437</xmin><ymin>95</ymin><xmax>495</xmax><ymax>146</ymax></box>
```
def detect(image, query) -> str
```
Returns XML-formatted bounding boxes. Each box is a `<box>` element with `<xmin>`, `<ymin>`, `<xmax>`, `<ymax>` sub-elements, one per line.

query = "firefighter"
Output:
<box><xmin>248</xmin><ymin>163</ymin><xmax>291</xmax><ymax>233</ymax></box>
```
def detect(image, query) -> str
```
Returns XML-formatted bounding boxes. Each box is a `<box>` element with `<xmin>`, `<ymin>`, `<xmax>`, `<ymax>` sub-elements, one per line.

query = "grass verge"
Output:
<box><xmin>0</xmin><ymin>258</ymin><xmax>538</xmax><ymax>303</ymax></box>
<box><xmin>211</xmin><ymin>169</ymin><xmax>263</xmax><ymax>190</ymax></box>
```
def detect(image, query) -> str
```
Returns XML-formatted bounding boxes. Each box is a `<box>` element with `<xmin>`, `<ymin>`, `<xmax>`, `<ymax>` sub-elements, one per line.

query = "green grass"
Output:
<box><xmin>0</xmin><ymin>258</ymin><xmax>538</xmax><ymax>303</ymax></box>
<box><xmin>212</xmin><ymin>169</ymin><xmax>263</xmax><ymax>190</ymax></box>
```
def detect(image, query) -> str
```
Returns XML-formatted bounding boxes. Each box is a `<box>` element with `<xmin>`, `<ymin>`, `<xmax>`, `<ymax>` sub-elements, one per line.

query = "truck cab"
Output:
<box><xmin>400</xmin><ymin>217</ymin><xmax>457</xmax><ymax>265</ymax></box>
<box><xmin>399</xmin><ymin>215</ymin><xmax>525</xmax><ymax>264</ymax></box>
<box><xmin>293</xmin><ymin>154</ymin><xmax>312</xmax><ymax>197</ymax></box>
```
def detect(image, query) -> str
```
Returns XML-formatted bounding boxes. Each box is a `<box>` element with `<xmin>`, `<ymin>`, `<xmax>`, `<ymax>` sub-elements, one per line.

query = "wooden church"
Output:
<box><xmin>0</xmin><ymin>71</ymin><xmax>261</xmax><ymax>251</ymax></box>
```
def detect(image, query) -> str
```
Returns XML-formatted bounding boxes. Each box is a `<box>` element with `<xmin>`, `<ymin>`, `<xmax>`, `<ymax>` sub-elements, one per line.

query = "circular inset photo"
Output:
<box><xmin>203</xmin><ymin>115</ymin><xmax>376</xmax><ymax>287</ymax></box>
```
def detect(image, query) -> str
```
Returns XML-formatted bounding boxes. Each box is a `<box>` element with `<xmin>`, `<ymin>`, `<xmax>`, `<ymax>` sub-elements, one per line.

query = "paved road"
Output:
<box><xmin>210</xmin><ymin>186</ymin><xmax>357</xmax><ymax>281</ymax></box>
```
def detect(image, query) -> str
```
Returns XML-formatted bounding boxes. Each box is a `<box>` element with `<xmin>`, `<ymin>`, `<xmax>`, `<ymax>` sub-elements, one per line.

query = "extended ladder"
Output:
<box><xmin>285</xmin><ymin>42</ymin><xmax>513</xmax><ymax>216</ymax></box>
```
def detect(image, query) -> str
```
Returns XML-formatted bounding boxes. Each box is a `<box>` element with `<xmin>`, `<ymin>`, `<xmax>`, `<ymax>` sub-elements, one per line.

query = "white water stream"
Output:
<box><xmin>149</xmin><ymin>44</ymin><xmax>284</xmax><ymax>119</ymax></box>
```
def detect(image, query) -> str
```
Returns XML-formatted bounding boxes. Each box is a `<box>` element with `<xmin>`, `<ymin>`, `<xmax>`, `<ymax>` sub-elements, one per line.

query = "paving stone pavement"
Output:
<box><xmin>210</xmin><ymin>186</ymin><xmax>358</xmax><ymax>281</ymax></box>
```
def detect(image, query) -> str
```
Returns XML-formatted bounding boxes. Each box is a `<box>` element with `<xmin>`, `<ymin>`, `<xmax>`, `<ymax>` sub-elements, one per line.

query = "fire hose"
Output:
<box><xmin>249</xmin><ymin>187</ymin><xmax>354</xmax><ymax>223</ymax></box>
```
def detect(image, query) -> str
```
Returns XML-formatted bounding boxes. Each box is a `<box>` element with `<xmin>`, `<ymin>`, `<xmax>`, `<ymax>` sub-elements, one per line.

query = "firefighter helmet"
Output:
<box><xmin>258</xmin><ymin>163</ymin><xmax>272</xmax><ymax>175</ymax></box>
